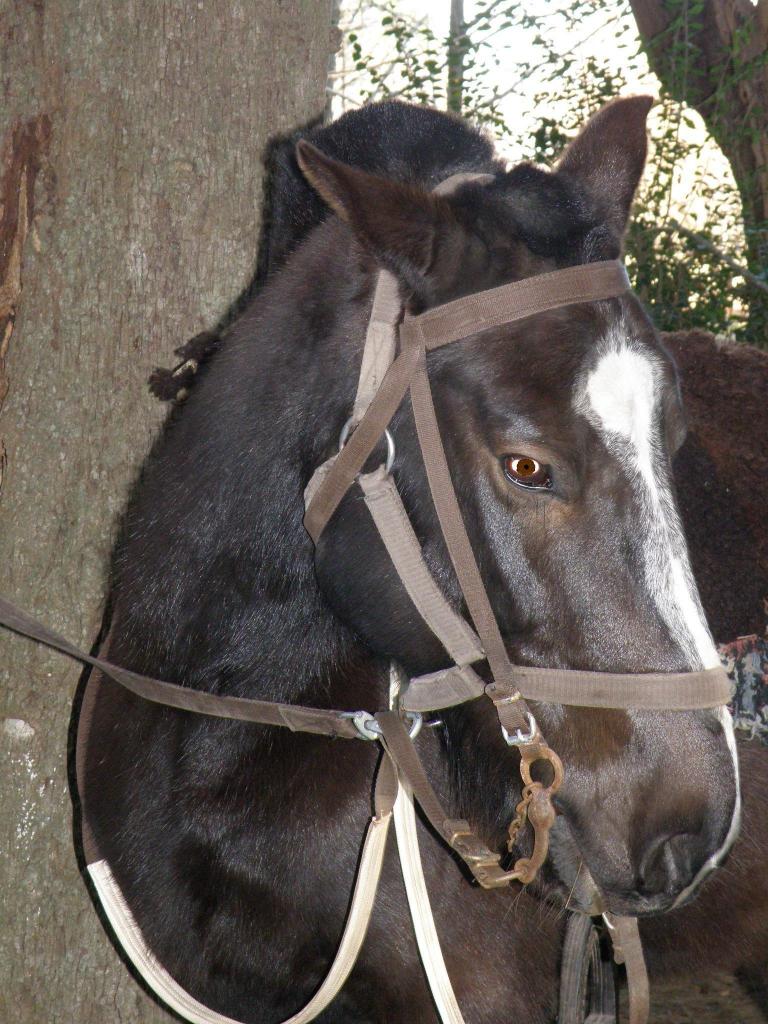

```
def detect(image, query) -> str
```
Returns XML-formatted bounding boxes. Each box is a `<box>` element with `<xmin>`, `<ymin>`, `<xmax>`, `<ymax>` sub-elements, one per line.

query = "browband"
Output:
<box><xmin>303</xmin><ymin>259</ymin><xmax>630</xmax><ymax>544</ymax></box>
<box><xmin>400</xmin><ymin>260</ymin><xmax>631</xmax><ymax>351</ymax></box>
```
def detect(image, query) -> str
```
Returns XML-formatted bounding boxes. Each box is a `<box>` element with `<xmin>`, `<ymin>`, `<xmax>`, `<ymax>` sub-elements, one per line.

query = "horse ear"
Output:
<box><xmin>295</xmin><ymin>140</ymin><xmax>443</xmax><ymax>294</ymax></box>
<box><xmin>556</xmin><ymin>95</ymin><xmax>654</xmax><ymax>237</ymax></box>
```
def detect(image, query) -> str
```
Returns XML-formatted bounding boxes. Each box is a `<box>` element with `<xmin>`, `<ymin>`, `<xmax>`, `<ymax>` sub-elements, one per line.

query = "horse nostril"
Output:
<box><xmin>637</xmin><ymin>832</ymin><xmax>699</xmax><ymax>897</ymax></box>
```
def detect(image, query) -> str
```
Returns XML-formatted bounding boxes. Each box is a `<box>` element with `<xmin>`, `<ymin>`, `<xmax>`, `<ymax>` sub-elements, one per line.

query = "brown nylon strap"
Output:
<box><xmin>400</xmin><ymin>664</ymin><xmax>486</xmax><ymax>712</ymax></box>
<box><xmin>608</xmin><ymin>915</ymin><xmax>650</xmax><ymax>1024</ymax></box>
<box><xmin>352</xmin><ymin>270</ymin><xmax>402</xmax><ymax>423</ymax></box>
<box><xmin>376</xmin><ymin>710</ymin><xmax>517</xmax><ymax>888</ymax></box>
<box><xmin>492</xmin><ymin>663</ymin><xmax>733</xmax><ymax>710</ymax></box>
<box><xmin>304</xmin><ymin>344</ymin><xmax>419</xmax><ymax>544</ymax></box>
<box><xmin>358</xmin><ymin>467</ymin><xmax>485</xmax><ymax>667</ymax></box>
<box><xmin>406</xmin><ymin>342</ymin><xmax>531</xmax><ymax>734</ymax></box>
<box><xmin>0</xmin><ymin>597</ymin><xmax>361</xmax><ymax>740</ymax></box>
<box><xmin>373</xmin><ymin>751</ymin><xmax>399</xmax><ymax>818</ymax></box>
<box><xmin>392</xmin><ymin>653</ymin><xmax>732</xmax><ymax>715</ymax></box>
<box><xmin>399</xmin><ymin>260</ymin><xmax>631</xmax><ymax>351</ymax></box>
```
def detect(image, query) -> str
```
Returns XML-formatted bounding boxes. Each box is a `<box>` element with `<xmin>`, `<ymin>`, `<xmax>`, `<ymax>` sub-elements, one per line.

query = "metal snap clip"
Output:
<box><xmin>344</xmin><ymin>711</ymin><xmax>383</xmax><ymax>741</ymax></box>
<box><xmin>404</xmin><ymin>710</ymin><xmax>423</xmax><ymax>740</ymax></box>
<box><xmin>343</xmin><ymin>709</ymin><xmax>422</xmax><ymax>742</ymax></box>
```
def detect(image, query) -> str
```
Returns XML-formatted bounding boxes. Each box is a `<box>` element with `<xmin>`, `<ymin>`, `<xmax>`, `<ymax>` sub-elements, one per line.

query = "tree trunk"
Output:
<box><xmin>629</xmin><ymin>0</ymin><xmax>768</xmax><ymax>330</ymax></box>
<box><xmin>447</xmin><ymin>0</ymin><xmax>466</xmax><ymax>114</ymax></box>
<box><xmin>0</xmin><ymin>3</ymin><xmax>334</xmax><ymax>1021</ymax></box>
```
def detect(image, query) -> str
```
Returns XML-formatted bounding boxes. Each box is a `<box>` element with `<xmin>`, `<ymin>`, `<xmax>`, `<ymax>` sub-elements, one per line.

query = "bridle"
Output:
<box><xmin>0</xmin><ymin>175</ymin><xmax>734</xmax><ymax>1024</ymax></box>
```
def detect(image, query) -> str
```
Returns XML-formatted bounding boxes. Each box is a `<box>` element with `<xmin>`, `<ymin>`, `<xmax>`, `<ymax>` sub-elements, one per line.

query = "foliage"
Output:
<box><xmin>333</xmin><ymin>0</ymin><xmax>767</xmax><ymax>345</ymax></box>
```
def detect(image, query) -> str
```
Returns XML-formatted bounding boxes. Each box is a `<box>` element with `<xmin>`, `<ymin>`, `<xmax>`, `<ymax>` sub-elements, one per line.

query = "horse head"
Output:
<box><xmin>297</xmin><ymin>97</ymin><xmax>740</xmax><ymax>917</ymax></box>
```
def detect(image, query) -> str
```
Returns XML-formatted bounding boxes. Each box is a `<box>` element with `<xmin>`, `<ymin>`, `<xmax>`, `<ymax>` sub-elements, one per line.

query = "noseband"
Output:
<box><xmin>0</xmin><ymin>177</ymin><xmax>733</xmax><ymax>1024</ymax></box>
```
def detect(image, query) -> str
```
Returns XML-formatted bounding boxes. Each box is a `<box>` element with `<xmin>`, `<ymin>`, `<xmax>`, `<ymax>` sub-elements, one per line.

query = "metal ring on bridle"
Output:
<box><xmin>501</xmin><ymin>710</ymin><xmax>538</xmax><ymax>746</ymax></box>
<box><xmin>339</xmin><ymin>417</ymin><xmax>396</xmax><ymax>474</ymax></box>
<box><xmin>345</xmin><ymin>709</ymin><xmax>422</xmax><ymax>742</ymax></box>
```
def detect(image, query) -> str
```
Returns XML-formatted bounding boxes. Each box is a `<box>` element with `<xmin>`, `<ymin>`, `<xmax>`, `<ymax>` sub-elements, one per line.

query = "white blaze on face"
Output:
<box><xmin>575</xmin><ymin>324</ymin><xmax>740</xmax><ymax>881</ymax></box>
<box><xmin>578</xmin><ymin>331</ymin><xmax>717</xmax><ymax>670</ymax></box>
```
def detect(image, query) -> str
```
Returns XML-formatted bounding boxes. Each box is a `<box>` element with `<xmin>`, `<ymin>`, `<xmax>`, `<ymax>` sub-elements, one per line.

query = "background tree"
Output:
<box><xmin>335</xmin><ymin>0</ymin><xmax>767</xmax><ymax>346</ymax></box>
<box><xmin>0</xmin><ymin>3</ymin><xmax>336</xmax><ymax>1021</ymax></box>
<box><xmin>629</xmin><ymin>0</ymin><xmax>768</xmax><ymax>335</ymax></box>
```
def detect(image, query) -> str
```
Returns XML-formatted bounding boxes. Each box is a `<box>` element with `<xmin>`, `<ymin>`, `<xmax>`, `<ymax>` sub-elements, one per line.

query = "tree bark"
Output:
<box><xmin>447</xmin><ymin>0</ymin><xmax>466</xmax><ymax>113</ymax></box>
<box><xmin>629</xmin><ymin>0</ymin><xmax>768</xmax><ymax>305</ymax></box>
<box><xmin>0</xmin><ymin>3</ymin><xmax>334</xmax><ymax>1021</ymax></box>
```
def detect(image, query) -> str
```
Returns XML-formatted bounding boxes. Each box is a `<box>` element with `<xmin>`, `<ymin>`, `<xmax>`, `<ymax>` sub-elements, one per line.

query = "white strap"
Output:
<box><xmin>393</xmin><ymin>783</ymin><xmax>467</xmax><ymax>1024</ymax></box>
<box><xmin>389</xmin><ymin>662</ymin><xmax>467</xmax><ymax>1024</ymax></box>
<box><xmin>88</xmin><ymin>812</ymin><xmax>390</xmax><ymax>1024</ymax></box>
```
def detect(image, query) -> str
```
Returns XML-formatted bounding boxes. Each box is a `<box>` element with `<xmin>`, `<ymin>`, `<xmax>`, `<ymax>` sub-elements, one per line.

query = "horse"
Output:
<box><xmin>75</xmin><ymin>97</ymin><xmax>740</xmax><ymax>1023</ymax></box>
<box><xmin>636</xmin><ymin>329</ymin><xmax>768</xmax><ymax>1016</ymax></box>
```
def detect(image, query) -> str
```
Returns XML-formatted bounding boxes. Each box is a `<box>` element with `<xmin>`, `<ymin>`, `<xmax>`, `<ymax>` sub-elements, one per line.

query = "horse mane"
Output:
<box><xmin>261</xmin><ymin>99</ymin><xmax>502</xmax><ymax>277</ymax></box>
<box><xmin>116</xmin><ymin>102</ymin><xmax>503</xmax><ymax>711</ymax></box>
<box><xmin>149</xmin><ymin>102</ymin><xmax>502</xmax><ymax>401</ymax></box>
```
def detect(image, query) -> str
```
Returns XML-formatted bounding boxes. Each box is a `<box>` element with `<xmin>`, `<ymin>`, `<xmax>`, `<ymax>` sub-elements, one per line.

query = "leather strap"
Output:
<box><xmin>606</xmin><ymin>914</ymin><xmax>650</xmax><ymax>1024</ymax></box>
<box><xmin>400</xmin><ymin>664</ymin><xmax>486</xmax><ymax>712</ymax></box>
<box><xmin>399</xmin><ymin>260</ymin><xmax>630</xmax><ymax>351</ymax></box>
<box><xmin>405</xmin><ymin>340</ymin><xmax>532</xmax><ymax>734</ymax></box>
<box><xmin>558</xmin><ymin>913</ymin><xmax>617</xmax><ymax>1024</ymax></box>
<box><xmin>0</xmin><ymin>596</ymin><xmax>361</xmax><ymax>740</ymax></box>
<box><xmin>0</xmin><ymin>595</ymin><xmax>732</xmax><ymax>725</ymax></box>
<box><xmin>393</xmin><ymin>774</ymin><xmax>468</xmax><ymax>1024</ymax></box>
<box><xmin>304</xmin><ymin>343</ymin><xmax>419</xmax><ymax>543</ymax></box>
<box><xmin>490</xmin><ymin>663</ymin><xmax>733</xmax><ymax>711</ymax></box>
<box><xmin>352</xmin><ymin>269</ymin><xmax>402</xmax><ymax>423</ymax></box>
<box><xmin>359</xmin><ymin>466</ymin><xmax>484</xmax><ymax>668</ymax></box>
<box><xmin>88</xmin><ymin>758</ymin><xmax>396</xmax><ymax>1024</ymax></box>
<box><xmin>376</xmin><ymin>710</ymin><xmax>517</xmax><ymax>889</ymax></box>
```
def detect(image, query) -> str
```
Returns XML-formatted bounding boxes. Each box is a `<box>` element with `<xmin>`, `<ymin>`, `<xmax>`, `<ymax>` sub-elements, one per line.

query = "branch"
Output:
<box><xmin>487</xmin><ymin>15</ymin><xmax>613</xmax><ymax>107</ymax></box>
<box><xmin>463</xmin><ymin>0</ymin><xmax>510</xmax><ymax>31</ymax></box>
<box><xmin>656</xmin><ymin>218</ymin><xmax>768</xmax><ymax>295</ymax></box>
<box><xmin>325</xmin><ymin>87</ymin><xmax>363</xmax><ymax>108</ymax></box>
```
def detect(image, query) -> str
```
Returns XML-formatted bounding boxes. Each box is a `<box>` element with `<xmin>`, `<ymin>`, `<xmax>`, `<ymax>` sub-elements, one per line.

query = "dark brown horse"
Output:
<box><xmin>76</xmin><ymin>98</ymin><xmax>742</xmax><ymax>1022</ymax></box>
<box><xmin>639</xmin><ymin>329</ymin><xmax>768</xmax><ymax>1016</ymax></box>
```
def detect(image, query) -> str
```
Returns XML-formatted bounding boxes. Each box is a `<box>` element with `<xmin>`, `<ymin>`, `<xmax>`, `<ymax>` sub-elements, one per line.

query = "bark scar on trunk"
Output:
<box><xmin>0</xmin><ymin>114</ymin><xmax>51</xmax><ymax>416</ymax></box>
<box><xmin>0</xmin><ymin>114</ymin><xmax>51</xmax><ymax>500</ymax></box>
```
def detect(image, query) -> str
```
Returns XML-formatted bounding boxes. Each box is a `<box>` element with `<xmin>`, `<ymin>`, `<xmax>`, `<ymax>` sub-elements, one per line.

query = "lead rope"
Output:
<box><xmin>85</xmin><ymin>711</ymin><xmax>397</xmax><ymax>1024</ymax></box>
<box><xmin>389</xmin><ymin>664</ymin><xmax>468</xmax><ymax>1024</ymax></box>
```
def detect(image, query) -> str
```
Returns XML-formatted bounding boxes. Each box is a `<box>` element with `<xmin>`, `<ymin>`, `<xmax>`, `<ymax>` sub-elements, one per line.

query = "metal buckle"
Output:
<box><xmin>450</xmin><ymin>834</ymin><xmax>499</xmax><ymax>868</ymax></box>
<box><xmin>501</xmin><ymin>710</ymin><xmax>538</xmax><ymax>746</ymax></box>
<box><xmin>338</xmin><ymin>416</ymin><xmax>396</xmax><ymax>474</ymax></box>
<box><xmin>343</xmin><ymin>709</ymin><xmax>422</xmax><ymax>742</ymax></box>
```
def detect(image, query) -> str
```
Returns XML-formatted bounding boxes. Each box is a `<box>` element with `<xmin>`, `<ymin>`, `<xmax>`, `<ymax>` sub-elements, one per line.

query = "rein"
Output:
<box><xmin>0</xmin><ymin>179</ymin><xmax>733</xmax><ymax>1024</ymax></box>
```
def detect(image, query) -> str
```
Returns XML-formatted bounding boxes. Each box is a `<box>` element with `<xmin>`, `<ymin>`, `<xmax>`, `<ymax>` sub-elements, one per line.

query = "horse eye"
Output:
<box><xmin>502</xmin><ymin>454</ymin><xmax>552</xmax><ymax>490</ymax></box>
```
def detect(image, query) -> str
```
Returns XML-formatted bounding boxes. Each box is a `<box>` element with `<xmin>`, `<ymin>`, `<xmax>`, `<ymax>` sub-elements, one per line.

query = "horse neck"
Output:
<box><xmin>110</xmin><ymin>221</ymin><xmax>391</xmax><ymax>718</ymax></box>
